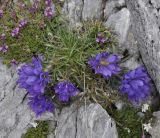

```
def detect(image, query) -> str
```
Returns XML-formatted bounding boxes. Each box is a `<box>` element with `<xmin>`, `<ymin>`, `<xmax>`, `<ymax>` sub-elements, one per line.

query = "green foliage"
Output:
<box><xmin>1</xmin><ymin>7</ymin><xmax>116</xmax><ymax>90</ymax></box>
<box><xmin>45</xmin><ymin>21</ymin><xmax>116</xmax><ymax>86</ymax></box>
<box><xmin>0</xmin><ymin>0</ymin><xmax>48</xmax><ymax>65</ymax></box>
<box><xmin>0</xmin><ymin>3</ymin><xmax>118</xmax><ymax>108</ymax></box>
<box><xmin>2</xmin><ymin>24</ymin><xmax>46</xmax><ymax>64</ymax></box>
<box><xmin>112</xmin><ymin>106</ymin><xmax>142</xmax><ymax>138</ymax></box>
<box><xmin>22</xmin><ymin>121</ymin><xmax>49</xmax><ymax>138</ymax></box>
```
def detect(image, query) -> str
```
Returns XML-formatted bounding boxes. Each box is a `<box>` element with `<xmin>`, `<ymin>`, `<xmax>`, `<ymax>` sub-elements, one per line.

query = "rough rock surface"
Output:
<box><xmin>49</xmin><ymin>103</ymin><xmax>118</xmax><ymax>138</ymax></box>
<box><xmin>0</xmin><ymin>60</ymin><xmax>54</xmax><ymax>138</ymax></box>
<box><xmin>120</xmin><ymin>56</ymin><xmax>142</xmax><ymax>70</ymax></box>
<box><xmin>125</xmin><ymin>0</ymin><xmax>160</xmax><ymax>94</ymax></box>
<box><xmin>104</xmin><ymin>0</ymin><xmax>125</xmax><ymax>20</ymax></box>
<box><xmin>63</xmin><ymin>0</ymin><xmax>105</xmax><ymax>25</ymax></box>
<box><xmin>105</xmin><ymin>8</ymin><xmax>131</xmax><ymax>45</ymax></box>
<box><xmin>62</xmin><ymin>0</ymin><xmax>83</xmax><ymax>25</ymax></box>
<box><xmin>149</xmin><ymin>111</ymin><xmax>160</xmax><ymax>138</ymax></box>
<box><xmin>82</xmin><ymin>0</ymin><xmax>104</xmax><ymax>21</ymax></box>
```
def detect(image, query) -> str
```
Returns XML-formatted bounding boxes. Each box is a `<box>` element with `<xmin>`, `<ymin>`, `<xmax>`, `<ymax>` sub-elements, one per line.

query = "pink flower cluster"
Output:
<box><xmin>0</xmin><ymin>9</ymin><xmax>3</xmax><ymax>18</ymax></box>
<box><xmin>11</xmin><ymin>19</ymin><xmax>27</xmax><ymax>37</ymax></box>
<box><xmin>29</xmin><ymin>0</ymin><xmax>41</xmax><ymax>13</ymax></box>
<box><xmin>0</xmin><ymin>33</ymin><xmax>18</xmax><ymax>65</ymax></box>
<box><xmin>44</xmin><ymin>0</ymin><xmax>55</xmax><ymax>19</ymax></box>
<box><xmin>0</xmin><ymin>44</ymin><xmax>8</xmax><ymax>53</ymax></box>
<box><xmin>0</xmin><ymin>33</ymin><xmax>8</xmax><ymax>53</ymax></box>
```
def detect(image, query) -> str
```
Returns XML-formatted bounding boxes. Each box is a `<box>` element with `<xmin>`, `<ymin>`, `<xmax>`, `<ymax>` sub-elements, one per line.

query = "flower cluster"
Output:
<box><xmin>28</xmin><ymin>95</ymin><xmax>54</xmax><ymax>116</ymax></box>
<box><xmin>11</xmin><ymin>27</ymin><xmax>20</xmax><ymax>37</ymax></box>
<box><xmin>0</xmin><ymin>44</ymin><xmax>8</xmax><ymax>53</ymax></box>
<box><xmin>120</xmin><ymin>67</ymin><xmax>151</xmax><ymax>103</ymax></box>
<box><xmin>17</xmin><ymin>57</ymin><xmax>55</xmax><ymax>116</ymax></box>
<box><xmin>11</xmin><ymin>19</ymin><xmax>27</xmax><ymax>37</ymax></box>
<box><xmin>18</xmin><ymin>2</ymin><xmax>26</xmax><ymax>9</ymax></box>
<box><xmin>44</xmin><ymin>0</ymin><xmax>55</xmax><ymax>19</ymax></box>
<box><xmin>0</xmin><ymin>33</ymin><xmax>6</xmax><ymax>41</ymax></box>
<box><xmin>17</xmin><ymin>57</ymin><xmax>50</xmax><ymax>95</ymax></box>
<box><xmin>0</xmin><ymin>9</ymin><xmax>3</xmax><ymax>18</ymax></box>
<box><xmin>45</xmin><ymin>0</ymin><xmax>52</xmax><ymax>6</ymax></box>
<box><xmin>19</xmin><ymin>19</ymin><xmax>27</xmax><ymax>28</ymax></box>
<box><xmin>10</xmin><ymin>11</ymin><xmax>17</xmax><ymax>20</ymax></box>
<box><xmin>96</xmin><ymin>33</ymin><xmax>106</xmax><ymax>45</ymax></box>
<box><xmin>0</xmin><ymin>33</ymin><xmax>8</xmax><ymax>54</ymax></box>
<box><xmin>29</xmin><ymin>0</ymin><xmax>40</xmax><ymax>13</ymax></box>
<box><xmin>17</xmin><ymin>57</ymin><xmax>80</xmax><ymax>116</ymax></box>
<box><xmin>88</xmin><ymin>52</ymin><xmax>121</xmax><ymax>78</ymax></box>
<box><xmin>88</xmin><ymin>51</ymin><xmax>152</xmax><ymax>104</ymax></box>
<box><xmin>142</xmin><ymin>103</ymin><xmax>149</xmax><ymax>113</ymax></box>
<box><xmin>10</xmin><ymin>59</ymin><xmax>18</xmax><ymax>67</ymax></box>
<box><xmin>54</xmin><ymin>81</ymin><xmax>80</xmax><ymax>102</ymax></box>
<box><xmin>143</xmin><ymin>123</ymin><xmax>152</xmax><ymax>132</ymax></box>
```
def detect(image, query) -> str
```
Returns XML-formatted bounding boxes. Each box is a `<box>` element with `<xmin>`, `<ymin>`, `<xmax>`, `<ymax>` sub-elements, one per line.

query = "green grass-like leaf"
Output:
<box><xmin>113</xmin><ymin>106</ymin><xmax>142</xmax><ymax>138</ymax></box>
<box><xmin>22</xmin><ymin>121</ymin><xmax>49</xmax><ymax>138</ymax></box>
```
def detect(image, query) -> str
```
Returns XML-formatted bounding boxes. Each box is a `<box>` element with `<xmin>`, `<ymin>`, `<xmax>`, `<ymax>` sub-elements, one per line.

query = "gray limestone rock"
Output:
<box><xmin>126</xmin><ymin>0</ymin><xmax>160</xmax><ymax>94</ymax></box>
<box><xmin>105</xmin><ymin>8</ymin><xmax>131</xmax><ymax>45</ymax></box>
<box><xmin>63</xmin><ymin>0</ymin><xmax>104</xmax><ymax>25</ymax></box>
<box><xmin>52</xmin><ymin>103</ymin><xmax>118</xmax><ymax>138</ymax></box>
<box><xmin>121</xmin><ymin>56</ymin><xmax>142</xmax><ymax>70</ymax></box>
<box><xmin>62</xmin><ymin>0</ymin><xmax>83</xmax><ymax>25</ymax></box>
<box><xmin>149</xmin><ymin>111</ymin><xmax>160</xmax><ymax>138</ymax></box>
<box><xmin>104</xmin><ymin>0</ymin><xmax>126</xmax><ymax>20</ymax></box>
<box><xmin>82</xmin><ymin>0</ymin><xmax>104</xmax><ymax>21</ymax></box>
<box><xmin>63</xmin><ymin>0</ymin><xmax>126</xmax><ymax>25</ymax></box>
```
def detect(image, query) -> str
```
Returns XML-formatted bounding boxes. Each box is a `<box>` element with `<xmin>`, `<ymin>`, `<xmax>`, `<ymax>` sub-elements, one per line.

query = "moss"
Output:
<box><xmin>116</xmin><ymin>107</ymin><xmax>142</xmax><ymax>138</ymax></box>
<box><xmin>107</xmin><ymin>106</ymin><xmax>142</xmax><ymax>138</ymax></box>
<box><xmin>22</xmin><ymin>121</ymin><xmax>49</xmax><ymax>138</ymax></box>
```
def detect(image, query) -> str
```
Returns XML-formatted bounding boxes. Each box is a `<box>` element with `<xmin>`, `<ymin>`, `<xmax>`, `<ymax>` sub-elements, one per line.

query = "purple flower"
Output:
<box><xmin>54</xmin><ymin>81</ymin><xmax>79</xmax><ymax>102</ymax></box>
<box><xmin>29</xmin><ymin>7</ymin><xmax>37</xmax><ymax>13</ymax></box>
<box><xmin>29</xmin><ymin>6</ymin><xmax>37</xmax><ymax>13</ymax></box>
<box><xmin>17</xmin><ymin>57</ymin><xmax>50</xmax><ymax>95</ymax></box>
<box><xmin>11</xmin><ymin>27</ymin><xmax>20</xmax><ymax>37</ymax></box>
<box><xmin>45</xmin><ymin>0</ymin><xmax>52</xmax><ymax>6</ymax></box>
<box><xmin>29</xmin><ymin>0</ymin><xmax>40</xmax><ymax>13</ymax></box>
<box><xmin>28</xmin><ymin>95</ymin><xmax>55</xmax><ymax>116</ymax></box>
<box><xmin>44</xmin><ymin>5</ymin><xmax>55</xmax><ymax>19</ymax></box>
<box><xmin>0</xmin><ymin>44</ymin><xmax>8</xmax><ymax>53</ymax></box>
<box><xmin>10</xmin><ymin>11</ymin><xmax>17</xmax><ymax>19</ymax></box>
<box><xmin>10</xmin><ymin>59</ymin><xmax>18</xmax><ymax>67</ymax></box>
<box><xmin>88</xmin><ymin>52</ymin><xmax>121</xmax><ymax>78</ymax></box>
<box><xmin>96</xmin><ymin>33</ymin><xmax>106</xmax><ymax>44</ymax></box>
<box><xmin>0</xmin><ymin>33</ymin><xmax>6</xmax><ymax>41</ymax></box>
<box><xmin>19</xmin><ymin>19</ymin><xmax>27</xmax><ymax>28</ymax></box>
<box><xmin>120</xmin><ymin>67</ymin><xmax>152</xmax><ymax>103</ymax></box>
<box><xmin>0</xmin><ymin>9</ymin><xmax>3</xmax><ymax>18</ymax></box>
<box><xmin>18</xmin><ymin>2</ymin><xmax>26</xmax><ymax>9</ymax></box>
